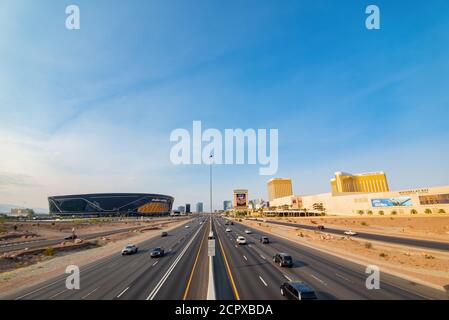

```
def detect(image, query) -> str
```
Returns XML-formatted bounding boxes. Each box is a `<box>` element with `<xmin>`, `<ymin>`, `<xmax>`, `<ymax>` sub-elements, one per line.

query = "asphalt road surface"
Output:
<box><xmin>5</xmin><ymin>215</ymin><xmax>448</xmax><ymax>300</ymax></box>
<box><xmin>7</xmin><ymin>219</ymin><xmax>210</xmax><ymax>300</ymax></box>
<box><xmin>213</xmin><ymin>217</ymin><xmax>448</xmax><ymax>300</ymax></box>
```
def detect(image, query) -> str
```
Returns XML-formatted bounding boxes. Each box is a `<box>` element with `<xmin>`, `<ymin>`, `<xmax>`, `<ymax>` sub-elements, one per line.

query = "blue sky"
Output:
<box><xmin>1</xmin><ymin>0</ymin><xmax>449</xmax><ymax>210</ymax></box>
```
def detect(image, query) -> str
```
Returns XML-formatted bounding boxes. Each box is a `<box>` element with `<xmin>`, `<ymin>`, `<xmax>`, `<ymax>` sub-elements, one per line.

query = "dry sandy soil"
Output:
<box><xmin>0</xmin><ymin>218</ymin><xmax>192</xmax><ymax>298</ymax></box>
<box><xmin>240</xmin><ymin>219</ymin><xmax>449</xmax><ymax>292</ymax></box>
<box><xmin>0</xmin><ymin>217</ymin><xmax>174</xmax><ymax>243</ymax></box>
<box><xmin>265</xmin><ymin>215</ymin><xmax>449</xmax><ymax>242</ymax></box>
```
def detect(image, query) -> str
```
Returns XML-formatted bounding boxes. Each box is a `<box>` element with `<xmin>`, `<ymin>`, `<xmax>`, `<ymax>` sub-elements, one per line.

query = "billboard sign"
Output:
<box><xmin>371</xmin><ymin>197</ymin><xmax>412</xmax><ymax>207</ymax></box>
<box><xmin>235</xmin><ymin>193</ymin><xmax>247</xmax><ymax>207</ymax></box>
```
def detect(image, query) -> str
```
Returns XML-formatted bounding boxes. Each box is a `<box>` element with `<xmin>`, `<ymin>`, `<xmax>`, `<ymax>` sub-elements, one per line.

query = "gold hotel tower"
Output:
<box><xmin>268</xmin><ymin>178</ymin><xmax>293</xmax><ymax>201</ymax></box>
<box><xmin>330</xmin><ymin>171</ymin><xmax>389</xmax><ymax>194</ymax></box>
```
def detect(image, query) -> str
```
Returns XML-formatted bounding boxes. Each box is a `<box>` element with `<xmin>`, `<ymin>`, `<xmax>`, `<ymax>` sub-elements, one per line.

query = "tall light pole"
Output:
<box><xmin>209</xmin><ymin>154</ymin><xmax>213</xmax><ymax>216</ymax></box>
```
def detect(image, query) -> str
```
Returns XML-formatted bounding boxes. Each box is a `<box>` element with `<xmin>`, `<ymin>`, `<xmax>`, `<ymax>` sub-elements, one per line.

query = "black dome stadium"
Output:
<box><xmin>48</xmin><ymin>193</ymin><xmax>174</xmax><ymax>217</ymax></box>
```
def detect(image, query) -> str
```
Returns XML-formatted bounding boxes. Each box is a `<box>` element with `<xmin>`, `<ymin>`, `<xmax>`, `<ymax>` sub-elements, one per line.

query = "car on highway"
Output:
<box><xmin>225</xmin><ymin>228</ymin><xmax>232</xmax><ymax>232</ymax></box>
<box><xmin>161</xmin><ymin>232</ymin><xmax>168</xmax><ymax>237</ymax></box>
<box><xmin>280</xmin><ymin>281</ymin><xmax>317</xmax><ymax>300</ymax></box>
<box><xmin>344</xmin><ymin>230</ymin><xmax>357</xmax><ymax>236</ymax></box>
<box><xmin>121</xmin><ymin>244</ymin><xmax>138</xmax><ymax>255</ymax></box>
<box><xmin>150</xmin><ymin>247</ymin><xmax>165</xmax><ymax>258</ymax></box>
<box><xmin>273</xmin><ymin>253</ymin><xmax>293</xmax><ymax>267</ymax></box>
<box><xmin>244</xmin><ymin>229</ymin><xmax>252</xmax><ymax>234</ymax></box>
<box><xmin>64</xmin><ymin>234</ymin><xmax>77</xmax><ymax>240</ymax></box>
<box><xmin>185</xmin><ymin>225</ymin><xmax>190</xmax><ymax>228</ymax></box>
<box><xmin>208</xmin><ymin>231</ymin><xmax>215</xmax><ymax>240</ymax></box>
<box><xmin>317</xmin><ymin>225</ymin><xmax>325</xmax><ymax>230</ymax></box>
<box><xmin>236</xmin><ymin>236</ymin><xmax>247</xmax><ymax>245</ymax></box>
<box><xmin>260</xmin><ymin>236</ymin><xmax>269</xmax><ymax>244</ymax></box>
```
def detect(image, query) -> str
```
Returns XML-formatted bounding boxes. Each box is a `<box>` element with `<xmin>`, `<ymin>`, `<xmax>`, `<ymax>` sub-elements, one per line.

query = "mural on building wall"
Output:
<box><xmin>371</xmin><ymin>197</ymin><xmax>413</xmax><ymax>207</ymax></box>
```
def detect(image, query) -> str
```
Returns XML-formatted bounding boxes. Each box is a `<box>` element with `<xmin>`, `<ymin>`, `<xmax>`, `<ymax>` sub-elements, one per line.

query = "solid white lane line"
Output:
<box><xmin>311</xmin><ymin>274</ymin><xmax>327</xmax><ymax>285</ymax></box>
<box><xmin>259</xmin><ymin>276</ymin><xmax>268</xmax><ymax>287</ymax></box>
<box><xmin>82</xmin><ymin>287</ymin><xmax>99</xmax><ymax>299</ymax></box>
<box><xmin>284</xmin><ymin>274</ymin><xmax>292</xmax><ymax>281</ymax></box>
<box><xmin>243</xmin><ymin>255</ymin><xmax>247</xmax><ymax>261</ymax></box>
<box><xmin>116</xmin><ymin>287</ymin><xmax>129</xmax><ymax>298</ymax></box>
<box><xmin>48</xmin><ymin>290</ymin><xmax>66</xmax><ymax>300</ymax></box>
<box><xmin>152</xmin><ymin>260</ymin><xmax>159</xmax><ymax>266</ymax></box>
<box><xmin>335</xmin><ymin>273</ymin><xmax>352</xmax><ymax>283</ymax></box>
<box><xmin>146</xmin><ymin>224</ymin><xmax>204</xmax><ymax>300</ymax></box>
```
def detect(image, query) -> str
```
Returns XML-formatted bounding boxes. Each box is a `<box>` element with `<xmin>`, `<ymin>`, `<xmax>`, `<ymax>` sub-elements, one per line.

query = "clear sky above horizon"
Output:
<box><xmin>1</xmin><ymin>0</ymin><xmax>449</xmax><ymax>210</ymax></box>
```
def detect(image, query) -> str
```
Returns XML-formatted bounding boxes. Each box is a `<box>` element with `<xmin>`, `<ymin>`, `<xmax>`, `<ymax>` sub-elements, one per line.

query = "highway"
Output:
<box><xmin>259</xmin><ymin>219</ymin><xmax>449</xmax><ymax>251</ymax></box>
<box><xmin>212</xmin><ymin>216</ymin><xmax>448</xmax><ymax>300</ymax></box>
<box><xmin>5</xmin><ymin>215</ymin><xmax>448</xmax><ymax>300</ymax></box>
<box><xmin>7</xmin><ymin>219</ymin><xmax>210</xmax><ymax>300</ymax></box>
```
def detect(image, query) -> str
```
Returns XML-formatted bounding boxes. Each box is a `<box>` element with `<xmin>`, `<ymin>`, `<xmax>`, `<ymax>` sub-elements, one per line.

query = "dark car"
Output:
<box><xmin>273</xmin><ymin>253</ymin><xmax>293</xmax><ymax>267</ymax></box>
<box><xmin>280</xmin><ymin>281</ymin><xmax>317</xmax><ymax>300</ymax></box>
<box><xmin>150</xmin><ymin>247</ymin><xmax>165</xmax><ymax>258</ymax></box>
<box><xmin>317</xmin><ymin>225</ymin><xmax>325</xmax><ymax>230</ymax></box>
<box><xmin>64</xmin><ymin>234</ymin><xmax>77</xmax><ymax>240</ymax></box>
<box><xmin>260</xmin><ymin>236</ymin><xmax>269</xmax><ymax>244</ymax></box>
<box><xmin>161</xmin><ymin>232</ymin><xmax>168</xmax><ymax>237</ymax></box>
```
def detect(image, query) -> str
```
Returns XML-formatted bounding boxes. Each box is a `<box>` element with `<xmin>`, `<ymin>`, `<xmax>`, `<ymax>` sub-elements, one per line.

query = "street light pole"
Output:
<box><xmin>209</xmin><ymin>154</ymin><xmax>213</xmax><ymax>216</ymax></box>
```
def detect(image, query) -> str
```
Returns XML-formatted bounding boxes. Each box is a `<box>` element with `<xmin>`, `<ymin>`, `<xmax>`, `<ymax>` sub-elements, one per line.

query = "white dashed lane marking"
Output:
<box><xmin>259</xmin><ymin>276</ymin><xmax>268</xmax><ymax>287</ymax></box>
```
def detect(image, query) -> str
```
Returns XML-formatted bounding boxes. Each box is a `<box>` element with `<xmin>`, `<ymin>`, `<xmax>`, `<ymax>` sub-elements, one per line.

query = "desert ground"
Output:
<box><xmin>264</xmin><ymin>215</ymin><xmax>449</xmax><ymax>242</ymax></box>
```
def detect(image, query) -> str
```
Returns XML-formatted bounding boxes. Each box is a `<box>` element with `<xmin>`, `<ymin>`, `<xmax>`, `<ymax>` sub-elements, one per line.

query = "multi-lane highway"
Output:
<box><xmin>7</xmin><ymin>219</ymin><xmax>210</xmax><ymax>300</ymax></box>
<box><xmin>5</xmin><ymin>215</ymin><xmax>448</xmax><ymax>300</ymax></box>
<box><xmin>213</xmin><ymin>217</ymin><xmax>447</xmax><ymax>300</ymax></box>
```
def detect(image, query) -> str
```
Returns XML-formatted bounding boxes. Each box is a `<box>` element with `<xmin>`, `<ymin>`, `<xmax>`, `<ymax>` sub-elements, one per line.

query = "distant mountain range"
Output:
<box><xmin>0</xmin><ymin>204</ymin><xmax>48</xmax><ymax>214</ymax></box>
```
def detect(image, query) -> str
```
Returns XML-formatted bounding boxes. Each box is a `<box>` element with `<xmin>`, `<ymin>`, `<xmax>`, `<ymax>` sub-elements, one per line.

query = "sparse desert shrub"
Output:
<box><xmin>379</xmin><ymin>252</ymin><xmax>387</xmax><ymax>258</ymax></box>
<box><xmin>391</xmin><ymin>211</ymin><xmax>397</xmax><ymax>215</ymax></box>
<box><xmin>438</xmin><ymin>209</ymin><xmax>446</xmax><ymax>214</ymax></box>
<box><xmin>425</xmin><ymin>209</ymin><xmax>432</xmax><ymax>214</ymax></box>
<box><xmin>367</xmin><ymin>210</ymin><xmax>373</xmax><ymax>215</ymax></box>
<box><xmin>378</xmin><ymin>211</ymin><xmax>384</xmax><ymax>216</ymax></box>
<box><xmin>357</xmin><ymin>210</ymin><xmax>364</xmax><ymax>215</ymax></box>
<box><xmin>424</xmin><ymin>254</ymin><xmax>435</xmax><ymax>259</ymax></box>
<box><xmin>43</xmin><ymin>247</ymin><xmax>56</xmax><ymax>256</ymax></box>
<box><xmin>410</xmin><ymin>209</ymin><xmax>418</xmax><ymax>215</ymax></box>
<box><xmin>365</xmin><ymin>242</ymin><xmax>372</xmax><ymax>249</ymax></box>
<box><xmin>361</xmin><ymin>221</ymin><xmax>368</xmax><ymax>226</ymax></box>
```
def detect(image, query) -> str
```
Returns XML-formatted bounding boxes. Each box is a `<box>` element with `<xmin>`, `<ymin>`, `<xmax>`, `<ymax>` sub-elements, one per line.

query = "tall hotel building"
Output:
<box><xmin>268</xmin><ymin>178</ymin><xmax>293</xmax><ymax>201</ymax></box>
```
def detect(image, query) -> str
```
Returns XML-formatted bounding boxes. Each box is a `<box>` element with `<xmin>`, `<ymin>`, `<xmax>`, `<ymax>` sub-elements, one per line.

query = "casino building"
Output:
<box><xmin>267</xmin><ymin>172</ymin><xmax>449</xmax><ymax>216</ymax></box>
<box><xmin>48</xmin><ymin>193</ymin><xmax>174</xmax><ymax>217</ymax></box>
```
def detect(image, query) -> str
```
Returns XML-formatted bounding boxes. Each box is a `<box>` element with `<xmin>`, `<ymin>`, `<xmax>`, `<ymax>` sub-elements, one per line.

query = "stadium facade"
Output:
<box><xmin>48</xmin><ymin>193</ymin><xmax>174</xmax><ymax>217</ymax></box>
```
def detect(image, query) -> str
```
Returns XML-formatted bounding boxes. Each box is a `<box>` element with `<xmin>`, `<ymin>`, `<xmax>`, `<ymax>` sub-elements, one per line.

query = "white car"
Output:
<box><xmin>225</xmin><ymin>228</ymin><xmax>231</xmax><ymax>232</ymax></box>
<box><xmin>344</xmin><ymin>230</ymin><xmax>357</xmax><ymax>236</ymax></box>
<box><xmin>236</xmin><ymin>236</ymin><xmax>247</xmax><ymax>245</ymax></box>
<box><xmin>185</xmin><ymin>225</ymin><xmax>190</xmax><ymax>228</ymax></box>
<box><xmin>244</xmin><ymin>230</ymin><xmax>252</xmax><ymax>234</ymax></box>
<box><xmin>121</xmin><ymin>244</ymin><xmax>138</xmax><ymax>255</ymax></box>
